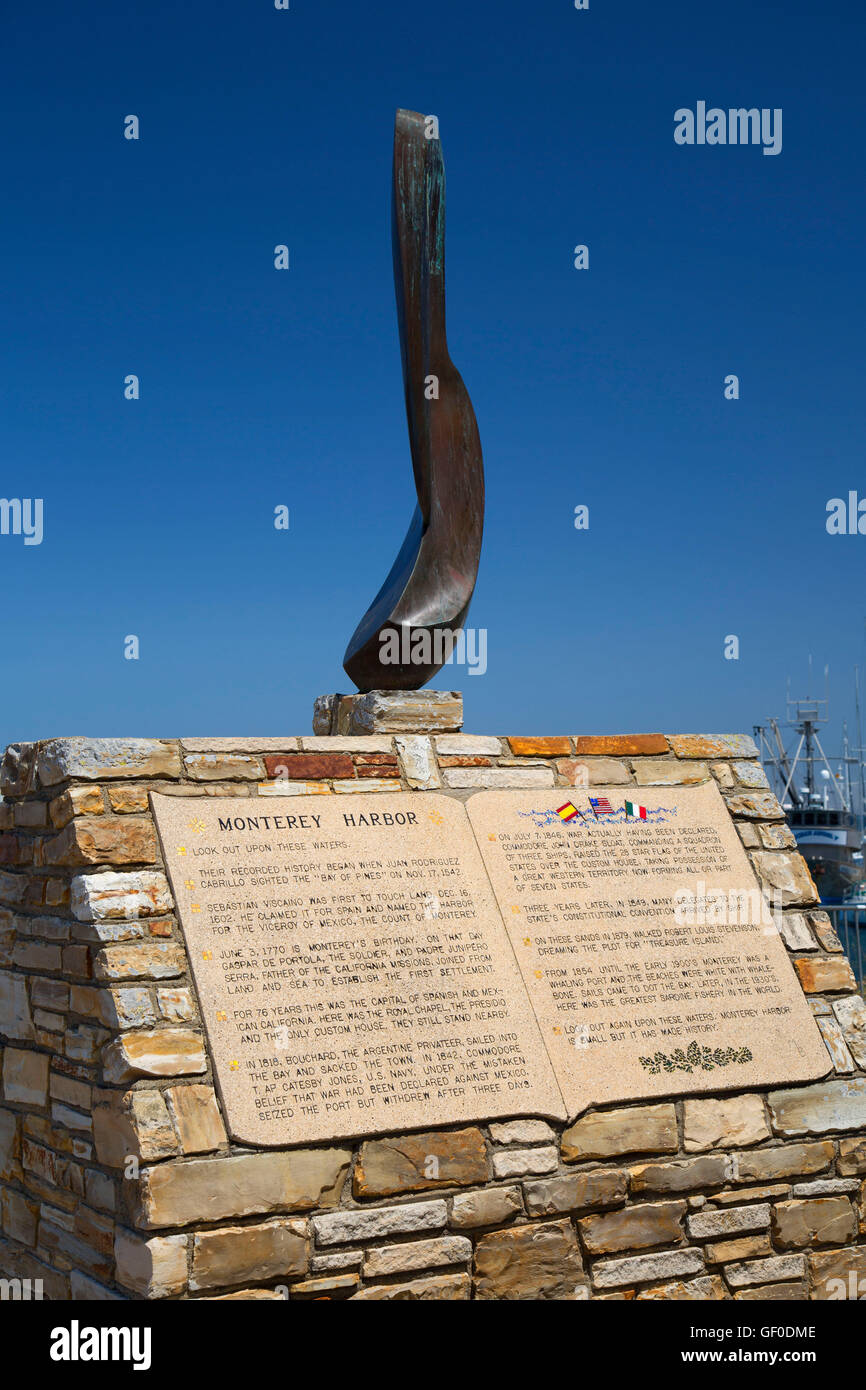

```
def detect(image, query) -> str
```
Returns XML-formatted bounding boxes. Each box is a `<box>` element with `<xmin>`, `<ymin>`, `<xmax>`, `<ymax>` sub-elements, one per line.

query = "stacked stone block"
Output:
<box><xmin>0</xmin><ymin>732</ymin><xmax>864</xmax><ymax>1300</ymax></box>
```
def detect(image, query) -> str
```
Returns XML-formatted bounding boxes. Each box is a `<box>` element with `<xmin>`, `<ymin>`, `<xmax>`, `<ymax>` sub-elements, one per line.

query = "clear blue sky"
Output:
<box><xmin>2</xmin><ymin>0</ymin><xmax>864</xmax><ymax>749</ymax></box>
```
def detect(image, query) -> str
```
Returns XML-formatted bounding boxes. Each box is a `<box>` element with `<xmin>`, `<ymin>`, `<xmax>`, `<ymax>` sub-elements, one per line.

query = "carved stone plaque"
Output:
<box><xmin>151</xmin><ymin>792</ymin><xmax>566</xmax><ymax>1145</ymax></box>
<box><xmin>152</xmin><ymin>781</ymin><xmax>830</xmax><ymax>1145</ymax></box>
<box><xmin>466</xmin><ymin>782</ymin><xmax>829</xmax><ymax>1116</ymax></box>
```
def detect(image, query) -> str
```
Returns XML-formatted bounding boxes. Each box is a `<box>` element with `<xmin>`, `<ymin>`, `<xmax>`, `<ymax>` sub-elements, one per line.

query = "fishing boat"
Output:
<box><xmin>755</xmin><ymin>687</ymin><xmax>865</xmax><ymax>906</ymax></box>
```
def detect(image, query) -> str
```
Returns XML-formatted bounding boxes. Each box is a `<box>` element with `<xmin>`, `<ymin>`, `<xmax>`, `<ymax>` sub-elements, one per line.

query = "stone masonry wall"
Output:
<box><xmin>0</xmin><ymin>732</ymin><xmax>865</xmax><ymax>1301</ymax></box>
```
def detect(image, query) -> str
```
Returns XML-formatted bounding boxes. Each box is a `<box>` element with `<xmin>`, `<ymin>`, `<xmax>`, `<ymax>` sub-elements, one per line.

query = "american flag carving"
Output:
<box><xmin>589</xmin><ymin>796</ymin><xmax>615</xmax><ymax>818</ymax></box>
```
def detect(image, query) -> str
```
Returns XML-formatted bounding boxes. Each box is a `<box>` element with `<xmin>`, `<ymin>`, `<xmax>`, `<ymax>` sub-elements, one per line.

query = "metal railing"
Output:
<box><xmin>823</xmin><ymin>904</ymin><xmax>866</xmax><ymax>997</ymax></box>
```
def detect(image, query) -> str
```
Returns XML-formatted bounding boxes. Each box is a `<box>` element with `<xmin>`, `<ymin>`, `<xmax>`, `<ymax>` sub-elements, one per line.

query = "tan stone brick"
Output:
<box><xmin>725</xmin><ymin>792</ymin><xmax>785</xmax><ymax>820</ymax></box>
<box><xmin>794</xmin><ymin>956</ymin><xmax>857</xmax><ymax>994</ymax></box>
<box><xmin>704</xmin><ymin>1235</ymin><xmax>772</xmax><ymax>1264</ymax></box>
<box><xmin>733</xmin><ymin>1141</ymin><xmax>834</xmax><ymax>1182</ymax></box>
<box><xmin>353</xmin><ymin>1127</ymin><xmax>487</xmax><ymax>1198</ymax></box>
<box><xmin>633</xmin><ymin>760</ymin><xmax>709</xmax><ymax>785</ymax></box>
<box><xmin>394</xmin><ymin>736</ymin><xmax>440</xmax><ymax>789</ymax></box>
<box><xmin>723</xmin><ymin>1255</ymin><xmax>805</xmax><ymax>1288</ymax></box>
<box><xmin>190</xmin><ymin>1219</ymin><xmax>307</xmax><ymax>1291</ymax></box>
<box><xmin>49</xmin><ymin>1073</ymin><xmax>92</xmax><ymax>1110</ymax></box>
<box><xmin>751</xmin><ymin>851</ymin><xmax>819</xmax><ymax>907</ymax></box>
<box><xmin>115</xmin><ymin>1230</ymin><xmax>188</xmax><ymax>1298</ymax></box>
<box><xmin>669</xmin><ymin>735</ymin><xmax>759</xmax><ymax>760</ymax></box>
<box><xmin>350</xmin><ymin>1273</ymin><xmax>470</xmax><ymax>1300</ymax></box>
<box><xmin>562</xmin><ymin>1104</ymin><xmax>678</xmax><ymax>1161</ymax></box>
<box><xmin>492</xmin><ymin>1146</ymin><xmax>557</xmax><ymax>1179</ymax></box>
<box><xmin>776</xmin><ymin>912</ymin><xmax>816</xmax><ymax>950</ymax></box>
<box><xmin>313</xmin><ymin>1200</ymin><xmax>446</xmax><ymax>1246</ymax></box>
<box><xmin>710</xmin><ymin>762</ymin><xmax>736</xmax><ymax>790</ymax></box>
<box><xmin>13</xmin><ymin>801</ymin><xmax>48</xmax><ymax>829</ymax></box>
<box><xmin>579</xmin><ymin>1200</ymin><xmax>686</xmax><ymax>1255</ymax></box>
<box><xmin>838</xmin><ymin>1137</ymin><xmax>866</xmax><ymax>1175</ymax></box>
<box><xmin>767</xmin><ymin>1079</ymin><xmax>866</xmax><ymax>1137</ymax></box>
<box><xmin>831</xmin><ymin>997</ymin><xmax>866</xmax><ymax>1070</ymax></box>
<box><xmin>101</xmin><ymin>1028</ymin><xmax>207</xmax><ymax>1083</ymax></box>
<box><xmin>70</xmin><ymin>869</ymin><xmax>173</xmax><ymax>922</ymax></box>
<box><xmin>107</xmin><ymin>787</ymin><xmax>151</xmax><ymax>814</ymax></box>
<box><xmin>44</xmin><ymin>817</ymin><xmax>157</xmax><ymax>867</ymax></box>
<box><xmin>74</xmin><ymin>1204</ymin><xmax>114</xmax><ymax>1257</ymax></box>
<box><xmin>49</xmin><ymin>786</ymin><xmax>106</xmax><ymax>830</ymax></box>
<box><xmin>38</xmin><ymin>738</ymin><xmax>181</xmax><ymax>785</ymax></box>
<box><xmin>816</xmin><ymin>1016</ymin><xmax>856</xmax><ymax>1071</ymax></box>
<box><xmin>258</xmin><ymin>780</ymin><xmax>332</xmax><ymax>797</ymax></box>
<box><xmin>734</xmin><ymin>1280</ymin><xmax>808</xmax><ymax>1300</ymax></box>
<box><xmin>165</xmin><ymin>1084</ymin><xmax>227</xmax><ymax>1154</ymax></box>
<box><xmin>203</xmin><ymin>1288</ymin><xmax>286</xmax><ymax>1300</ymax></box>
<box><xmin>574</xmin><ymin>735</ymin><xmax>669</xmax><ymax>756</ymax></box>
<box><xmin>290</xmin><ymin>1272</ymin><xmax>359</xmax><ymax>1298</ymax></box>
<box><xmin>524</xmin><ymin>1169</ymin><xmax>627</xmax><ymax>1216</ymax></box>
<box><xmin>185</xmin><ymin>753</ymin><xmax>266</xmax><ymax>780</ymax></box>
<box><xmin>771</xmin><ymin>1197</ymin><xmax>857</xmax><ymax>1249</ymax></box>
<box><xmin>441</xmin><ymin>767</ymin><xmax>554</xmax><ymax>789</ymax></box>
<box><xmin>0</xmin><ymin>969</ymin><xmax>35</xmax><ymax>1041</ymax></box>
<box><xmin>1</xmin><ymin>1188</ymin><xmax>39</xmax><ymax>1245</ymax></box>
<box><xmin>474</xmin><ymin>1218</ymin><xmax>584</xmax><ymax>1300</ymax></box>
<box><xmin>93</xmin><ymin>942</ymin><xmax>185</xmax><ymax>981</ymax></box>
<box><xmin>93</xmin><ymin>1089</ymin><xmax>178</xmax><ymax>1165</ymax></box>
<box><xmin>433</xmin><ymin>735</ymin><xmax>501</xmax><ymax>756</ymax></box>
<box><xmin>0</xmin><ymin>1110</ymin><xmax>21</xmax><ymax>1182</ymax></box>
<box><xmin>630</xmin><ymin>1156</ymin><xmax>730</xmax><ymax>1194</ymax></box>
<box><xmin>683</xmin><ymin>1095</ymin><xmax>770</xmax><ymax>1151</ymax></box>
<box><xmin>137</xmin><ymin>1150</ymin><xmax>350</xmax><ymax>1228</ymax></box>
<box><xmin>809</xmin><ymin>1244</ymin><xmax>866</xmax><ymax>1298</ymax></box>
<box><xmin>104</xmin><ymin>986</ymin><xmax>156</xmax><ymax>1029</ymax></box>
<box><xmin>731</xmin><ymin>760</ymin><xmax>770</xmax><ymax>789</ymax></box>
<box><xmin>12</xmin><ymin>941</ymin><xmax>62</xmax><ymax>972</ymax></box>
<box><xmin>592</xmin><ymin>1248</ymin><xmax>705</xmax><ymax>1290</ymax></box>
<box><xmin>636</xmin><ymin>1275</ymin><xmax>727</xmax><ymax>1300</ymax></box>
<box><xmin>812</xmin><ymin>919</ymin><xmax>844</xmax><ymax>952</ymax></box>
<box><xmin>688</xmin><ymin>1204</ymin><xmax>771</xmax><ymax>1239</ymax></box>
<box><xmin>449</xmin><ymin>1187</ymin><xmax>522</xmax><ymax>1228</ymax></box>
<box><xmin>735</xmin><ymin>821</ymin><xmax>760</xmax><ymax>848</ymax></box>
<box><xmin>507</xmin><ymin>737</ymin><xmax>571</xmax><ymax>757</ymax></box>
<box><xmin>758</xmin><ymin>823</ymin><xmax>797</xmax><ymax>850</ymax></box>
<box><xmin>156</xmin><ymin>986</ymin><xmax>196</xmax><ymax>1022</ymax></box>
<box><xmin>489</xmin><ymin>1120</ymin><xmax>555</xmax><ymax>1145</ymax></box>
<box><xmin>364</xmin><ymin>1235</ymin><xmax>471</xmax><ymax>1278</ymax></box>
<box><xmin>556</xmin><ymin>757</ymin><xmax>631</xmax><ymax>786</ymax></box>
<box><xmin>331</xmin><ymin>778</ymin><xmax>402</xmax><ymax>793</ymax></box>
<box><xmin>3</xmin><ymin>1047</ymin><xmax>49</xmax><ymax>1106</ymax></box>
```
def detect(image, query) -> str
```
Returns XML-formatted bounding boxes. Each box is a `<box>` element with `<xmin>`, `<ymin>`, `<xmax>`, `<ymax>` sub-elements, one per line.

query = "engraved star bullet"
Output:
<box><xmin>183</xmin><ymin>880</ymin><xmax>195</xmax><ymax>891</ymax></box>
<box><xmin>488</xmin><ymin>834</ymin><xmax>496</xmax><ymax>841</ymax></box>
<box><xmin>202</xmin><ymin>950</ymin><xmax>213</xmax><ymax>961</ymax></box>
<box><xmin>191</xmin><ymin>904</ymin><xmax>202</xmax><ymax>914</ymax></box>
<box><xmin>522</xmin><ymin>937</ymin><xmax>531</xmax><ymax>946</ymax></box>
<box><xmin>216</xmin><ymin>1010</ymin><xmax>227</xmax><ymax>1022</ymax></box>
<box><xmin>230</xmin><ymin>1060</ymin><xmax>240</xmax><ymax>1071</ymax></box>
<box><xmin>534</xmin><ymin>970</ymin><xmax>543</xmax><ymax>980</ymax></box>
<box><xmin>177</xmin><ymin>846</ymin><xmax>187</xmax><ymax>856</ymax></box>
<box><xmin>510</xmin><ymin>905</ymin><xmax>521</xmax><ymax>914</ymax></box>
<box><xmin>552</xmin><ymin>1026</ymin><xmax>562</xmax><ymax>1035</ymax></box>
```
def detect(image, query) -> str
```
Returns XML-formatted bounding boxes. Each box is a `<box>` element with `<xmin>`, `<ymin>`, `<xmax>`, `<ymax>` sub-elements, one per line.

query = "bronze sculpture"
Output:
<box><xmin>343</xmin><ymin>109</ymin><xmax>484</xmax><ymax>692</ymax></box>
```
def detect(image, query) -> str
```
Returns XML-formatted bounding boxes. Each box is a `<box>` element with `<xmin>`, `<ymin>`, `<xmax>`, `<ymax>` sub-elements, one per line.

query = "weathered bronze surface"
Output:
<box><xmin>343</xmin><ymin>109</ymin><xmax>484</xmax><ymax>692</ymax></box>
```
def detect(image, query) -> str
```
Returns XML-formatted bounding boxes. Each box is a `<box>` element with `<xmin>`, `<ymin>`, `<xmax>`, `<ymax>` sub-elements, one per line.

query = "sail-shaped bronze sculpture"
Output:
<box><xmin>343</xmin><ymin>110</ymin><xmax>484</xmax><ymax>692</ymax></box>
